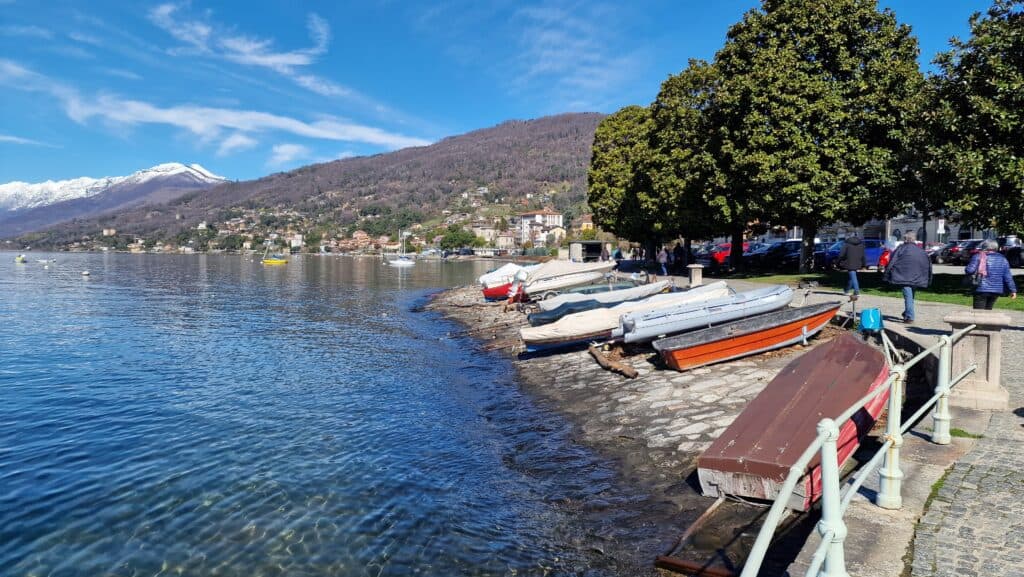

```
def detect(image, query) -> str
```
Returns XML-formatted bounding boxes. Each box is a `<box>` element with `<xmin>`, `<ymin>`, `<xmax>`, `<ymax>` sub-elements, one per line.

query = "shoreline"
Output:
<box><xmin>425</xmin><ymin>284</ymin><xmax>830</xmax><ymax>573</ymax></box>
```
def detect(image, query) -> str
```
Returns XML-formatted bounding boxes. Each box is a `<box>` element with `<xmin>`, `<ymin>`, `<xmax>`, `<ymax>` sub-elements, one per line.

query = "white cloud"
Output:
<box><xmin>0</xmin><ymin>59</ymin><xmax>431</xmax><ymax>150</ymax></box>
<box><xmin>0</xmin><ymin>25</ymin><xmax>53</xmax><ymax>39</ymax></box>
<box><xmin>148</xmin><ymin>4</ymin><xmax>347</xmax><ymax>98</ymax></box>
<box><xmin>98</xmin><ymin>67</ymin><xmax>143</xmax><ymax>81</ymax></box>
<box><xmin>0</xmin><ymin>134</ymin><xmax>57</xmax><ymax>147</ymax></box>
<box><xmin>148</xmin><ymin>3</ymin><xmax>211</xmax><ymax>51</ymax></box>
<box><xmin>268</xmin><ymin>143</ymin><xmax>310</xmax><ymax>167</ymax></box>
<box><xmin>217</xmin><ymin>132</ymin><xmax>258</xmax><ymax>156</ymax></box>
<box><xmin>68</xmin><ymin>32</ymin><xmax>102</xmax><ymax>46</ymax></box>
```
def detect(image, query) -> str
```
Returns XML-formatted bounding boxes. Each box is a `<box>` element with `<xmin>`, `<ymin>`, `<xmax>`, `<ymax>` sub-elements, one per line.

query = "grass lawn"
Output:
<box><xmin>735</xmin><ymin>269</ymin><xmax>1024</xmax><ymax>312</ymax></box>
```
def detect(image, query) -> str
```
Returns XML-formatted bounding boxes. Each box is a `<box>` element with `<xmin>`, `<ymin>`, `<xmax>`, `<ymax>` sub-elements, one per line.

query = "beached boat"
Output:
<box><xmin>520</xmin><ymin>281</ymin><xmax>730</xmax><ymax>352</ymax></box>
<box><xmin>619</xmin><ymin>285</ymin><xmax>793</xmax><ymax>344</ymax></box>
<box><xmin>528</xmin><ymin>280</ymin><xmax>673</xmax><ymax>326</ymax></box>
<box><xmin>697</xmin><ymin>332</ymin><xmax>889</xmax><ymax>511</ymax></box>
<box><xmin>478</xmin><ymin>263</ymin><xmax>541</xmax><ymax>287</ymax></box>
<box><xmin>483</xmin><ymin>260</ymin><xmax>615</xmax><ymax>301</ymax></box>
<box><xmin>652</xmin><ymin>301</ymin><xmax>841</xmax><ymax>371</ymax></box>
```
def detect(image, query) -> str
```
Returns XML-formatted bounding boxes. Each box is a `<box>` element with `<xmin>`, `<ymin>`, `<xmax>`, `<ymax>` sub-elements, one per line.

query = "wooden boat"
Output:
<box><xmin>652</xmin><ymin>301</ymin><xmax>841</xmax><ymax>371</ymax></box>
<box><xmin>528</xmin><ymin>280</ymin><xmax>672</xmax><ymax>326</ymax></box>
<box><xmin>697</xmin><ymin>332</ymin><xmax>889</xmax><ymax>511</ymax></box>
<box><xmin>520</xmin><ymin>282</ymin><xmax>730</xmax><ymax>352</ymax></box>
<box><xmin>620</xmin><ymin>285</ymin><xmax>793</xmax><ymax>344</ymax></box>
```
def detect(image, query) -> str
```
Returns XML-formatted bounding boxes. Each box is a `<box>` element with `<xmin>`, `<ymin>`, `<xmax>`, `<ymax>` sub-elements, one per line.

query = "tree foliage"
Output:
<box><xmin>711</xmin><ymin>0</ymin><xmax>925</xmax><ymax>269</ymax></box>
<box><xmin>587</xmin><ymin>106</ymin><xmax>663</xmax><ymax>246</ymax></box>
<box><xmin>923</xmin><ymin>0</ymin><xmax>1024</xmax><ymax>232</ymax></box>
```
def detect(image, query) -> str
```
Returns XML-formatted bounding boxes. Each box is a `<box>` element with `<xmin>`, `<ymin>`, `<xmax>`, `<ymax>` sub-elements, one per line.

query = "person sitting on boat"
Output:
<box><xmin>504</xmin><ymin>269</ymin><xmax>528</xmax><ymax>312</ymax></box>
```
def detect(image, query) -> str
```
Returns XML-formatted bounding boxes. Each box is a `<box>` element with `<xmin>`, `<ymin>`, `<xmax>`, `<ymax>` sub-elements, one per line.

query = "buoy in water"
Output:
<box><xmin>81</xmin><ymin>271</ymin><xmax>90</xmax><ymax>276</ymax></box>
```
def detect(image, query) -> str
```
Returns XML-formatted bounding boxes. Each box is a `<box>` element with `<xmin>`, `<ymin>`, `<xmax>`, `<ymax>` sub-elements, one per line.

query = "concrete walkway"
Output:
<box><xmin>691</xmin><ymin>273</ymin><xmax>1024</xmax><ymax>576</ymax></box>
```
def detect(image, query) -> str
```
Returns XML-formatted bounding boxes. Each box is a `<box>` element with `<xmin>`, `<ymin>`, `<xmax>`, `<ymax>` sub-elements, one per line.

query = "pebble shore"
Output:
<box><xmin>426</xmin><ymin>284</ymin><xmax>828</xmax><ymax>572</ymax></box>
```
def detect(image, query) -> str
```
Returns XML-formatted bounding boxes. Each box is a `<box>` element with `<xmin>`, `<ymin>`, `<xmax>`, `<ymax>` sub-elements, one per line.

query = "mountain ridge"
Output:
<box><xmin>13</xmin><ymin>113</ymin><xmax>604</xmax><ymax>245</ymax></box>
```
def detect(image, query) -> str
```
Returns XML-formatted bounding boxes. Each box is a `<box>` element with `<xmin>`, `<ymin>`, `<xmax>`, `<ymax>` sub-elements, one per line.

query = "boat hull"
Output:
<box><xmin>653</xmin><ymin>302</ymin><xmax>841</xmax><ymax>371</ymax></box>
<box><xmin>261</xmin><ymin>259</ymin><xmax>287</xmax><ymax>265</ymax></box>
<box><xmin>696</xmin><ymin>333</ymin><xmax>889</xmax><ymax>511</ymax></box>
<box><xmin>620</xmin><ymin>285</ymin><xmax>794</xmax><ymax>344</ymax></box>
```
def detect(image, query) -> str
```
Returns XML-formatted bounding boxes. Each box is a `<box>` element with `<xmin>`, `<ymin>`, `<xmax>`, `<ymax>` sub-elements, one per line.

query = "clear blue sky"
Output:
<box><xmin>0</xmin><ymin>0</ymin><xmax>991</xmax><ymax>183</ymax></box>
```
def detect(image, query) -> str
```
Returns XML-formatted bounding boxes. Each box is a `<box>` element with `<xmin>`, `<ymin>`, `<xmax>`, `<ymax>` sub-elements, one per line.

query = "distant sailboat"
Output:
<box><xmin>261</xmin><ymin>245</ymin><xmax>288</xmax><ymax>265</ymax></box>
<box><xmin>386</xmin><ymin>230</ymin><xmax>415</xmax><ymax>267</ymax></box>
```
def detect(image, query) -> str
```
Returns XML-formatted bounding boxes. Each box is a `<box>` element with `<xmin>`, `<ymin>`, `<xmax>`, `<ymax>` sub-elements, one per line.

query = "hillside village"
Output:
<box><xmin>56</xmin><ymin>183</ymin><xmax>599</xmax><ymax>256</ymax></box>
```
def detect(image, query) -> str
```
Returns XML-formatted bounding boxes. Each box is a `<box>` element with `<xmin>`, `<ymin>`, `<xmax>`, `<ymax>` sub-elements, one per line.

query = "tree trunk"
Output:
<box><xmin>730</xmin><ymin>227</ymin><xmax>745</xmax><ymax>273</ymax></box>
<box><xmin>921</xmin><ymin>210</ymin><xmax>929</xmax><ymax>245</ymax></box>
<box><xmin>799</xmin><ymin>224</ymin><xmax>817</xmax><ymax>273</ymax></box>
<box><xmin>684</xmin><ymin>238</ymin><xmax>692</xmax><ymax>267</ymax></box>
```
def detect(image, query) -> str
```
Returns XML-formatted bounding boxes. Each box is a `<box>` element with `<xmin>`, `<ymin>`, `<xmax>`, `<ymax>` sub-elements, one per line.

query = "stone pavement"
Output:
<box><xmin>697</xmin><ymin>273</ymin><xmax>1024</xmax><ymax>576</ymax></box>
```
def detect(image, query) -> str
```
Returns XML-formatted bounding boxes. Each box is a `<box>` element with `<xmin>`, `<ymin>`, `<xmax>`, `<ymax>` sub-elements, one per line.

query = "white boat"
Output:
<box><xmin>619</xmin><ymin>284</ymin><xmax>794</xmax><ymax>344</ymax></box>
<box><xmin>522</xmin><ymin>260</ymin><xmax>616</xmax><ymax>298</ymax></box>
<box><xmin>386</xmin><ymin>230</ymin><xmax>416</xmax><ymax>267</ymax></box>
<box><xmin>520</xmin><ymin>281</ymin><xmax>730</xmax><ymax>352</ymax></box>
<box><xmin>537</xmin><ymin>280</ymin><xmax>672</xmax><ymax>312</ymax></box>
<box><xmin>478</xmin><ymin>263</ymin><xmax>540</xmax><ymax>287</ymax></box>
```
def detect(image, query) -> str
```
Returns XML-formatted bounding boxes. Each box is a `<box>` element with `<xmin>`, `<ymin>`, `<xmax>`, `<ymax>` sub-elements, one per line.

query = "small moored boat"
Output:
<box><xmin>697</xmin><ymin>332</ymin><xmax>890</xmax><ymax>511</ymax></box>
<box><xmin>652</xmin><ymin>301</ymin><xmax>841</xmax><ymax>371</ymax></box>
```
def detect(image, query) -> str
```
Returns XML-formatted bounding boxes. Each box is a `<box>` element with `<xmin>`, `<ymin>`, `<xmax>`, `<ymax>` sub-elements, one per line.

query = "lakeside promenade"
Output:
<box><xmin>708</xmin><ymin>274</ymin><xmax>1024</xmax><ymax>576</ymax></box>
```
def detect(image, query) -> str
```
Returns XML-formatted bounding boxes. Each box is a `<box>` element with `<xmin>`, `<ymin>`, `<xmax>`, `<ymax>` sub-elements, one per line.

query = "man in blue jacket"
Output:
<box><xmin>883</xmin><ymin>233</ymin><xmax>932</xmax><ymax>323</ymax></box>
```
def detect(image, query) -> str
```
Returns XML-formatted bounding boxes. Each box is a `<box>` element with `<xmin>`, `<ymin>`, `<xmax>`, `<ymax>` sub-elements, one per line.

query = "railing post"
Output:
<box><xmin>816</xmin><ymin>418</ymin><xmax>849</xmax><ymax>577</ymax></box>
<box><xmin>878</xmin><ymin>368</ymin><xmax>905</xmax><ymax>509</ymax></box>
<box><xmin>932</xmin><ymin>335</ymin><xmax>953</xmax><ymax>445</ymax></box>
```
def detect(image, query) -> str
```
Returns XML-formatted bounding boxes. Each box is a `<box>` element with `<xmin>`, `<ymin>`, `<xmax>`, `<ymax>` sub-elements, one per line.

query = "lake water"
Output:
<box><xmin>0</xmin><ymin>254</ymin><xmax>655</xmax><ymax>576</ymax></box>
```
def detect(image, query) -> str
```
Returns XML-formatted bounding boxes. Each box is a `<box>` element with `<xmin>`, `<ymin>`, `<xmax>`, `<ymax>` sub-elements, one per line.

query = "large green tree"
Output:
<box><xmin>712</xmin><ymin>0</ymin><xmax>924</xmax><ymax>270</ymax></box>
<box><xmin>650</xmin><ymin>59</ymin><xmax>739</xmax><ymax>265</ymax></box>
<box><xmin>587</xmin><ymin>106</ymin><xmax>664</xmax><ymax>255</ymax></box>
<box><xmin>922</xmin><ymin>0</ymin><xmax>1024</xmax><ymax>233</ymax></box>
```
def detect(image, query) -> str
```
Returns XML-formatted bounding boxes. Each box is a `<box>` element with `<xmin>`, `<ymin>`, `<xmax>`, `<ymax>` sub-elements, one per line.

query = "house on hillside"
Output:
<box><xmin>471</xmin><ymin>220</ymin><xmax>498</xmax><ymax>243</ymax></box>
<box><xmin>517</xmin><ymin>208</ymin><xmax>564</xmax><ymax>244</ymax></box>
<box><xmin>573</xmin><ymin>214</ymin><xmax>594</xmax><ymax>233</ymax></box>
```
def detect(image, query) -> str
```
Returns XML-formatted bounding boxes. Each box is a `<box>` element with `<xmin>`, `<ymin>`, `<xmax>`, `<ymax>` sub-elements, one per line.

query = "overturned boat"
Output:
<box><xmin>619</xmin><ymin>285</ymin><xmax>793</xmax><ymax>344</ymax></box>
<box><xmin>652</xmin><ymin>301</ymin><xmax>841</xmax><ymax>371</ymax></box>
<box><xmin>697</xmin><ymin>332</ymin><xmax>889</xmax><ymax>511</ymax></box>
<box><xmin>519</xmin><ymin>281</ymin><xmax>730</xmax><ymax>352</ymax></box>
<box><xmin>528</xmin><ymin>281</ymin><xmax>673</xmax><ymax>326</ymax></box>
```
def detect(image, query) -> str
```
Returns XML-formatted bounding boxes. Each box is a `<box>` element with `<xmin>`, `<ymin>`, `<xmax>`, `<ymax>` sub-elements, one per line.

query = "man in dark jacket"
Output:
<box><xmin>883</xmin><ymin>233</ymin><xmax>932</xmax><ymax>323</ymax></box>
<box><xmin>837</xmin><ymin>235</ymin><xmax>867</xmax><ymax>296</ymax></box>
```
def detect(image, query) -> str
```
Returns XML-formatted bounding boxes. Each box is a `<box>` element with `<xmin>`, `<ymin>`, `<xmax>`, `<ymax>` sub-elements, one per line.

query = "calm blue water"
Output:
<box><xmin>0</xmin><ymin>254</ymin><xmax>650</xmax><ymax>576</ymax></box>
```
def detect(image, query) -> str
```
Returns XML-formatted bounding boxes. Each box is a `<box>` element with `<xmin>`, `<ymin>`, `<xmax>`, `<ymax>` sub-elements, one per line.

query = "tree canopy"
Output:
<box><xmin>922</xmin><ymin>0</ymin><xmax>1024</xmax><ymax>233</ymax></box>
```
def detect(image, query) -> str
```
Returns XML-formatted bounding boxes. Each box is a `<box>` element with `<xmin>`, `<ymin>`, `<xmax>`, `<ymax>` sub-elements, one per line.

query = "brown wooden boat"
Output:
<box><xmin>652</xmin><ymin>302</ymin><xmax>841</xmax><ymax>372</ymax></box>
<box><xmin>697</xmin><ymin>332</ymin><xmax>889</xmax><ymax>512</ymax></box>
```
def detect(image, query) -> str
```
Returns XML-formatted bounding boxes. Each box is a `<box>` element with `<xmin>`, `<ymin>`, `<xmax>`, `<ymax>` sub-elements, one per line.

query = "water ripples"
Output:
<box><xmin>1</xmin><ymin>254</ymin><xmax>656</xmax><ymax>576</ymax></box>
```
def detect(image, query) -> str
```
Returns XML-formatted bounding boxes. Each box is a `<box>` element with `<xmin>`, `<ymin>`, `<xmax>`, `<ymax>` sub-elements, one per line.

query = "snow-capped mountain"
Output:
<box><xmin>0</xmin><ymin>163</ymin><xmax>226</xmax><ymax>212</ymax></box>
<box><xmin>0</xmin><ymin>163</ymin><xmax>228</xmax><ymax>237</ymax></box>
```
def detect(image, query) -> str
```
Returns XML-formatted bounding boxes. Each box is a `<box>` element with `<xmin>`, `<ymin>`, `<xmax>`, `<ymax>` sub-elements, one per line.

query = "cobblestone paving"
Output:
<box><xmin>704</xmin><ymin>275</ymin><xmax>1024</xmax><ymax>577</ymax></box>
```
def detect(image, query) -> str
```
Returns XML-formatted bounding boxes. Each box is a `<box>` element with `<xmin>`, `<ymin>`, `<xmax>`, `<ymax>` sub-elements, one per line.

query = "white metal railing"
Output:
<box><xmin>738</xmin><ymin>324</ymin><xmax>978</xmax><ymax>577</ymax></box>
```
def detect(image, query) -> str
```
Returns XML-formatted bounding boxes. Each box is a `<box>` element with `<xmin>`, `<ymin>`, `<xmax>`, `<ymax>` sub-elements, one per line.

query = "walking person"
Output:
<box><xmin>837</xmin><ymin>235</ymin><xmax>866</xmax><ymax>297</ymax></box>
<box><xmin>657</xmin><ymin>247</ymin><xmax>669</xmax><ymax>276</ymax></box>
<box><xmin>883</xmin><ymin>233</ymin><xmax>932</xmax><ymax>324</ymax></box>
<box><xmin>965</xmin><ymin>239</ymin><xmax>1017</xmax><ymax>309</ymax></box>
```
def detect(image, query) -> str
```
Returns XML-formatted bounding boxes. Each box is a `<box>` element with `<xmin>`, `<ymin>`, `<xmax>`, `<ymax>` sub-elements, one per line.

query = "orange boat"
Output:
<box><xmin>652</xmin><ymin>301</ymin><xmax>840</xmax><ymax>372</ymax></box>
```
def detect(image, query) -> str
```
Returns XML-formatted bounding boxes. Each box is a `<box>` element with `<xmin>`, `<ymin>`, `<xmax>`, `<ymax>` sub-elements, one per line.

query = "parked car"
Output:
<box><xmin>950</xmin><ymin>239</ymin><xmax>984</xmax><ymax>266</ymax></box>
<box><xmin>821</xmin><ymin>238</ymin><xmax>885</xmax><ymax>269</ymax></box>
<box><xmin>701</xmin><ymin>242</ymin><xmax>750</xmax><ymax>269</ymax></box>
<box><xmin>997</xmin><ymin>235</ymin><xmax>1022</xmax><ymax>267</ymax></box>
<box><xmin>930</xmin><ymin>241</ymin><xmax>960</xmax><ymax>264</ymax></box>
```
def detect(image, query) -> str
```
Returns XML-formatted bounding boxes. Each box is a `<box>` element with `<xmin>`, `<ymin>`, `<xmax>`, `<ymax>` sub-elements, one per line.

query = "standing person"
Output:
<box><xmin>883</xmin><ymin>233</ymin><xmax>932</xmax><ymax>323</ymax></box>
<box><xmin>673</xmin><ymin>243</ymin><xmax>686</xmax><ymax>273</ymax></box>
<box><xmin>837</xmin><ymin>235</ymin><xmax>866</xmax><ymax>296</ymax></box>
<box><xmin>600</xmin><ymin>244</ymin><xmax>610</xmax><ymax>262</ymax></box>
<box><xmin>965</xmin><ymin>239</ymin><xmax>1017</xmax><ymax>309</ymax></box>
<box><xmin>657</xmin><ymin>247</ymin><xmax>669</xmax><ymax>276</ymax></box>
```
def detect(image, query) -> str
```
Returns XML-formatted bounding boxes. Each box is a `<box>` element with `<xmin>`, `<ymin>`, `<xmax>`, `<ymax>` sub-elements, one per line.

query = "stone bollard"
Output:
<box><xmin>687</xmin><ymin>264</ymin><xmax>704</xmax><ymax>287</ymax></box>
<box><xmin>943</xmin><ymin>311</ymin><xmax>1011</xmax><ymax>410</ymax></box>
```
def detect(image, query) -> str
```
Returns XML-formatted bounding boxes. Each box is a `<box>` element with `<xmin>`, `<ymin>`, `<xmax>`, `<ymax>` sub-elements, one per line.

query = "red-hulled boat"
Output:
<box><xmin>652</xmin><ymin>302</ymin><xmax>841</xmax><ymax>372</ymax></box>
<box><xmin>697</xmin><ymin>332</ymin><xmax>889</xmax><ymax>511</ymax></box>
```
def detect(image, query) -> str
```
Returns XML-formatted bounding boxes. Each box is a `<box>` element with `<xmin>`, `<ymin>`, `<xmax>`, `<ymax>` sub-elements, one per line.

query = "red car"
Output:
<box><xmin>708</xmin><ymin>242</ymin><xmax>750</xmax><ymax>266</ymax></box>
